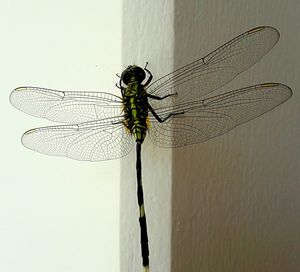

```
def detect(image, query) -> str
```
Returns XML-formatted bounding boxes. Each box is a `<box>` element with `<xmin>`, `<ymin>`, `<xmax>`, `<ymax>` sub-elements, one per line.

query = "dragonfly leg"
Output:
<box><xmin>116</xmin><ymin>78</ymin><xmax>127</xmax><ymax>96</ymax></box>
<box><xmin>147</xmin><ymin>92</ymin><xmax>177</xmax><ymax>100</ymax></box>
<box><xmin>143</xmin><ymin>62</ymin><xmax>153</xmax><ymax>87</ymax></box>
<box><xmin>148</xmin><ymin>103</ymin><xmax>184</xmax><ymax>123</ymax></box>
<box><xmin>115</xmin><ymin>72</ymin><xmax>127</xmax><ymax>94</ymax></box>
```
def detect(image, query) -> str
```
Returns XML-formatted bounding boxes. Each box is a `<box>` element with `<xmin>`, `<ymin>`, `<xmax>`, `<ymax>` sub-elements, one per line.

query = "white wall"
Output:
<box><xmin>121</xmin><ymin>0</ymin><xmax>300</xmax><ymax>271</ymax></box>
<box><xmin>1</xmin><ymin>1</ymin><xmax>121</xmax><ymax>272</ymax></box>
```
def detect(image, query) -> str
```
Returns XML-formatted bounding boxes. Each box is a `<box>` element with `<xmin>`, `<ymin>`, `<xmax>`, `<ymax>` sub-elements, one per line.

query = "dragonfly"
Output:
<box><xmin>10</xmin><ymin>26</ymin><xmax>292</xmax><ymax>272</ymax></box>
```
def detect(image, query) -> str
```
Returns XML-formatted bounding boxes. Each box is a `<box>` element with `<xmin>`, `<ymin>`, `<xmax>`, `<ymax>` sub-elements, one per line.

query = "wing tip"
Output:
<box><xmin>279</xmin><ymin>83</ymin><xmax>293</xmax><ymax>99</ymax></box>
<box><xmin>21</xmin><ymin>128</ymin><xmax>36</xmax><ymax>146</ymax></box>
<box><xmin>9</xmin><ymin>86</ymin><xmax>32</xmax><ymax>108</ymax></box>
<box><xmin>261</xmin><ymin>82</ymin><xmax>293</xmax><ymax>95</ymax></box>
<box><xmin>260</xmin><ymin>82</ymin><xmax>293</xmax><ymax>105</ymax></box>
<box><xmin>248</xmin><ymin>26</ymin><xmax>280</xmax><ymax>44</ymax></box>
<box><xmin>23</xmin><ymin>128</ymin><xmax>37</xmax><ymax>135</ymax></box>
<box><xmin>248</xmin><ymin>25</ymin><xmax>279</xmax><ymax>34</ymax></box>
<box><xmin>9</xmin><ymin>87</ymin><xmax>22</xmax><ymax>107</ymax></box>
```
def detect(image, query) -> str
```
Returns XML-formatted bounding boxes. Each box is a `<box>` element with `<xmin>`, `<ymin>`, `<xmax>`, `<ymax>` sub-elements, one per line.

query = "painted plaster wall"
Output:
<box><xmin>121</xmin><ymin>1</ymin><xmax>300</xmax><ymax>271</ymax></box>
<box><xmin>2</xmin><ymin>1</ymin><xmax>121</xmax><ymax>272</ymax></box>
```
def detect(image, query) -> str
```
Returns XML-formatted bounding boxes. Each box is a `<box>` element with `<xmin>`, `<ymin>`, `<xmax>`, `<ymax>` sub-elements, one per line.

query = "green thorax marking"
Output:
<box><xmin>123</xmin><ymin>79</ymin><xmax>149</xmax><ymax>144</ymax></box>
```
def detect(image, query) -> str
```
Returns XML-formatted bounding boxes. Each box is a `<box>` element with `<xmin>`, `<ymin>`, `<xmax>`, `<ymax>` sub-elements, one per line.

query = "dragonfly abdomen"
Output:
<box><xmin>123</xmin><ymin>82</ymin><xmax>149</xmax><ymax>144</ymax></box>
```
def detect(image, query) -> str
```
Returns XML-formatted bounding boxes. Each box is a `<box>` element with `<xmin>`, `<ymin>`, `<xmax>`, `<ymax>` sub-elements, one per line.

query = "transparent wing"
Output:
<box><xmin>21</xmin><ymin>116</ymin><xmax>134</xmax><ymax>161</ymax></box>
<box><xmin>147</xmin><ymin>26</ymin><xmax>280</xmax><ymax>108</ymax></box>
<box><xmin>148</xmin><ymin>83</ymin><xmax>292</xmax><ymax>147</ymax></box>
<box><xmin>10</xmin><ymin>86</ymin><xmax>123</xmax><ymax>124</ymax></box>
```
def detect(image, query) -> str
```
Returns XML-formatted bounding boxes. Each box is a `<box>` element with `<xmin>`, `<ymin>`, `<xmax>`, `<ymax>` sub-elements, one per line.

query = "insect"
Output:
<box><xmin>10</xmin><ymin>26</ymin><xmax>292</xmax><ymax>272</ymax></box>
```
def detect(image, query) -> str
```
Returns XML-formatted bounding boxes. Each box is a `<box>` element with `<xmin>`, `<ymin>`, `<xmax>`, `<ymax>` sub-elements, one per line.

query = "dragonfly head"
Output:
<box><xmin>121</xmin><ymin>65</ymin><xmax>146</xmax><ymax>85</ymax></box>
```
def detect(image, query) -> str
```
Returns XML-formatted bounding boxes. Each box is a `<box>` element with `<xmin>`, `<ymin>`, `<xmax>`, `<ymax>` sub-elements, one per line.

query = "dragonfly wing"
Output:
<box><xmin>10</xmin><ymin>87</ymin><xmax>123</xmax><ymax>123</ymax></box>
<box><xmin>148</xmin><ymin>83</ymin><xmax>292</xmax><ymax>147</ymax></box>
<box><xmin>147</xmin><ymin>26</ymin><xmax>279</xmax><ymax>108</ymax></box>
<box><xmin>21</xmin><ymin>116</ymin><xmax>133</xmax><ymax>161</ymax></box>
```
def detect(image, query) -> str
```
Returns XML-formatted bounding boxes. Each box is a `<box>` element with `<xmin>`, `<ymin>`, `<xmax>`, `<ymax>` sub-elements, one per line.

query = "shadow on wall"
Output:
<box><xmin>171</xmin><ymin>1</ymin><xmax>297</xmax><ymax>272</ymax></box>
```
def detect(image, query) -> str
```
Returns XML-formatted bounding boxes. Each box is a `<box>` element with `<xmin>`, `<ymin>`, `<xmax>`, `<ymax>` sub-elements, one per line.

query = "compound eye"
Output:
<box><xmin>135</xmin><ymin>67</ymin><xmax>146</xmax><ymax>83</ymax></box>
<box><xmin>121</xmin><ymin>66</ymin><xmax>146</xmax><ymax>85</ymax></box>
<box><xmin>121</xmin><ymin>73</ymin><xmax>130</xmax><ymax>85</ymax></box>
<box><xmin>121</xmin><ymin>68</ymin><xmax>131</xmax><ymax>85</ymax></box>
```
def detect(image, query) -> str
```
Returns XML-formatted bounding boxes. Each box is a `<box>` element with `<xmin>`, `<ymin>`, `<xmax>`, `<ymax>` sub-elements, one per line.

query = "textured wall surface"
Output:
<box><xmin>121</xmin><ymin>1</ymin><xmax>300</xmax><ymax>271</ymax></box>
<box><xmin>171</xmin><ymin>1</ymin><xmax>300</xmax><ymax>271</ymax></box>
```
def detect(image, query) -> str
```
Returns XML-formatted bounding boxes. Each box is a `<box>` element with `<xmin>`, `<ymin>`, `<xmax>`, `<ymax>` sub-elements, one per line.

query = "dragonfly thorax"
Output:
<box><xmin>121</xmin><ymin>65</ymin><xmax>146</xmax><ymax>85</ymax></box>
<box><xmin>122</xmin><ymin>68</ymin><xmax>149</xmax><ymax>144</ymax></box>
